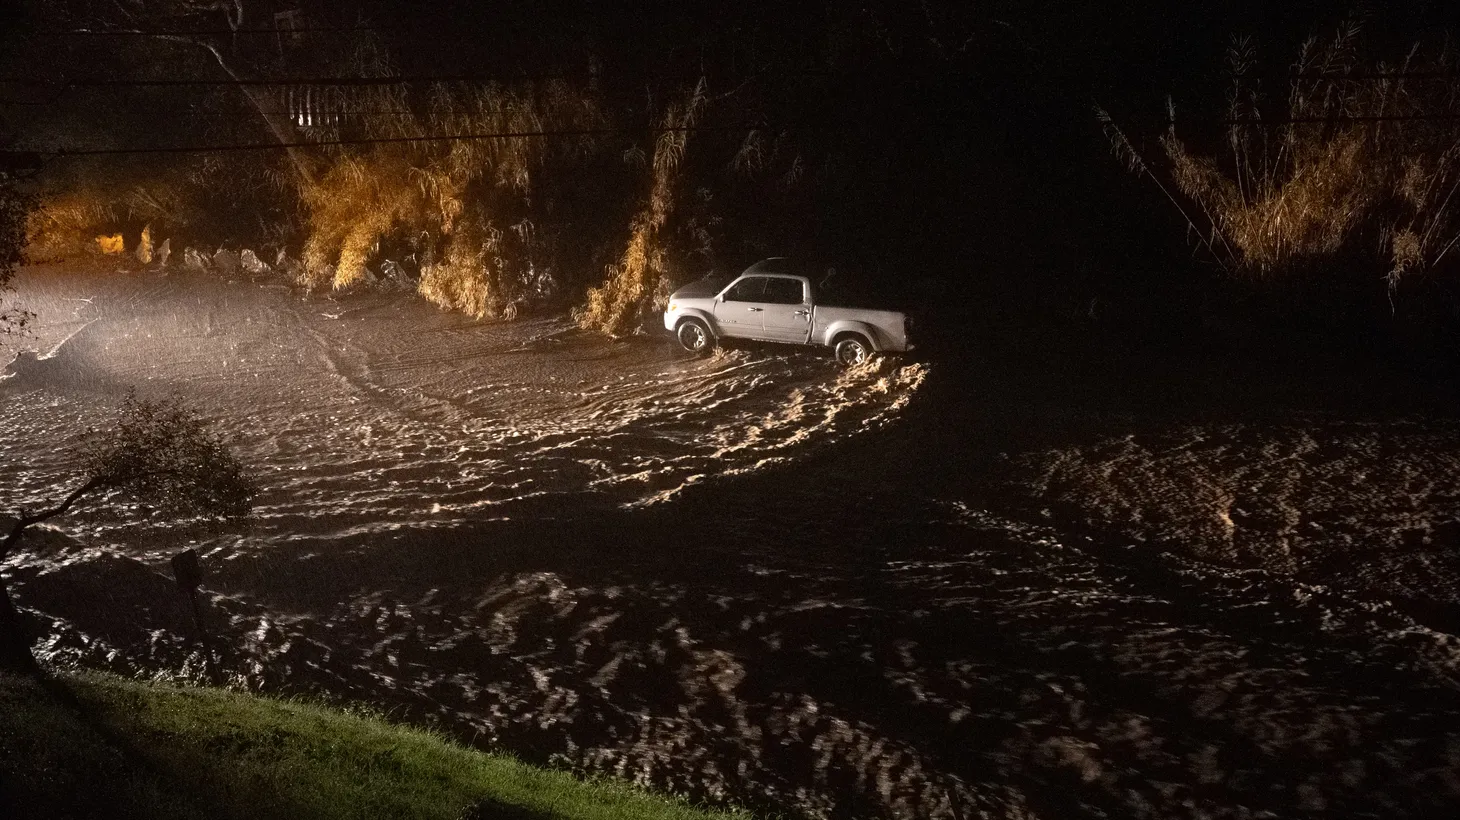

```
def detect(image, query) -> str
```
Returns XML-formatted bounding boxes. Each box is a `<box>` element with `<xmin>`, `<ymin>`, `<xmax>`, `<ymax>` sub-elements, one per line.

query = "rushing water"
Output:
<box><xmin>4</xmin><ymin>267</ymin><xmax>1460</xmax><ymax>819</ymax></box>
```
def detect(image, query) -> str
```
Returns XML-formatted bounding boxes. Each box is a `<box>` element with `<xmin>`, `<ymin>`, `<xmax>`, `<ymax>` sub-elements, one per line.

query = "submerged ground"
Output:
<box><xmin>4</xmin><ymin>266</ymin><xmax>1460</xmax><ymax>818</ymax></box>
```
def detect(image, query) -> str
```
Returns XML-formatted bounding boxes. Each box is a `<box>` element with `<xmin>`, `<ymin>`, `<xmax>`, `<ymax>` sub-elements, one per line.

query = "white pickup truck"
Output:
<box><xmin>663</xmin><ymin>259</ymin><xmax>913</xmax><ymax>365</ymax></box>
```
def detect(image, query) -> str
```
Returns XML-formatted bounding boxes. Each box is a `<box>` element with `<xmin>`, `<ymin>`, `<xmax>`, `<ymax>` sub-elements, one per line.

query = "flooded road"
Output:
<box><xmin>4</xmin><ymin>268</ymin><xmax>1460</xmax><ymax>818</ymax></box>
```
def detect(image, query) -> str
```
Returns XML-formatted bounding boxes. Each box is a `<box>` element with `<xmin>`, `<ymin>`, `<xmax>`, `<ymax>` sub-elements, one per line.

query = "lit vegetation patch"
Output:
<box><xmin>25</xmin><ymin>149</ymin><xmax>287</xmax><ymax>265</ymax></box>
<box><xmin>1103</xmin><ymin>23</ymin><xmax>1460</xmax><ymax>282</ymax></box>
<box><xmin>578</xmin><ymin>80</ymin><xmax>706</xmax><ymax>337</ymax></box>
<box><xmin>0</xmin><ymin>670</ymin><xmax>752</xmax><ymax>820</ymax></box>
<box><xmin>299</xmin><ymin>81</ymin><xmax>602</xmax><ymax>319</ymax></box>
<box><xmin>25</xmin><ymin>188</ymin><xmax>122</xmax><ymax>262</ymax></box>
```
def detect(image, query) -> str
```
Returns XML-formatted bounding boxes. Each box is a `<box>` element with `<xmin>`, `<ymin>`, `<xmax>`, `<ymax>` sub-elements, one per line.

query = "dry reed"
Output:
<box><xmin>577</xmin><ymin>79</ymin><xmax>707</xmax><ymax>336</ymax></box>
<box><xmin>1106</xmin><ymin>24</ymin><xmax>1460</xmax><ymax>283</ymax></box>
<box><xmin>299</xmin><ymin>80</ymin><xmax>600</xmax><ymax>317</ymax></box>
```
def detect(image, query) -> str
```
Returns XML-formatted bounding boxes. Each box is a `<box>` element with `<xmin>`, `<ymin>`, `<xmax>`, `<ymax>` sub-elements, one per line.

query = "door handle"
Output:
<box><xmin>747</xmin><ymin>307</ymin><xmax>762</xmax><ymax>312</ymax></box>
<box><xmin>794</xmin><ymin>309</ymin><xmax>810</xmax><ymax>317</ymax></box>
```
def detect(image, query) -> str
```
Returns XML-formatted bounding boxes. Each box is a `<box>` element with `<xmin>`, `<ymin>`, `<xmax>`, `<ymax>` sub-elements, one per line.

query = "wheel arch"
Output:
<box><xmin>674</xmin><ymin>309</ymin><xmax>719</xmax><ymax>338</ymax></box>
<box><xmin>822</xmin><ymin>321</ymin><xmax>881</xmax><ymax>351</ymax></box>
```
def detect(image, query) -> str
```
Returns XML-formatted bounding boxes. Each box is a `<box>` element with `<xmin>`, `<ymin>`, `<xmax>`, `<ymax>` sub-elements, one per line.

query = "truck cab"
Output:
<box><xmin>711</xmin><ymin>273</ymin><xmax>812</xmax><ymax>344</ymax></box>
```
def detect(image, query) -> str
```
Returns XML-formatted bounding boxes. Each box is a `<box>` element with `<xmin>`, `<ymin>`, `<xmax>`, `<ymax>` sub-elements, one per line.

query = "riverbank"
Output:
<box><xmin>0</xmin><ymin>669</ymin><xmax>749</xmax><ymax>820</ymax></box>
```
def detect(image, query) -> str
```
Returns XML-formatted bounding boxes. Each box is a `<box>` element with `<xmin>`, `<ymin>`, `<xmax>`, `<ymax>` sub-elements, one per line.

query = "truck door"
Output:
<box><xmin>712</xmin><ymin>276</ymin><xmax>769</xmax><ymax>339</ymax></box>
<box><xmin>758</xmin><ymin>276</ymin><xmax>811</xmax><ymax>343</ymax></box>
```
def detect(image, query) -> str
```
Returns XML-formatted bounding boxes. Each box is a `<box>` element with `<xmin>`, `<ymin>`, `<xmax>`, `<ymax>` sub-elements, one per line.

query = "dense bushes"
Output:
<box><xmin>299</xmin><ymin>81</ymin><xmax>603</xmax><ymax>320</ymax></box>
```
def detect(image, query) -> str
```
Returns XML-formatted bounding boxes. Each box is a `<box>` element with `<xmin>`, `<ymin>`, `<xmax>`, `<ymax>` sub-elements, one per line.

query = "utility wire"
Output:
<box><xmin>1223</xmin><ymin>113</ymin><xmax>1460</xmax><ymax>123</ymax></box>
<box><xmin>16</xmin><ymin>124</ymin><xmax>766</xmax><ymax>157</ymax></box>
<box><xmin>1240</xmin><ymin>71</ymin><xmax>1460</xmax><ymax>80</ymax></box>
<box><xmin>0</xmin><ymin>69</ymin><xmax>818</xmax><ymax>88</ymax></box>
<box><xmin>22</xmin><ymin>110</ymin><xmax>1460</xmax><ymax>159</ymax></box>
<box><xmin>1</xmin><ymin>72</ymin><xmax>1455</xmax><ymax>94</ymax></box>
<box><xmin>20</xmin><ymin>26</ymin><xmax>384</xmax><ymax>37</ymax></box>
<box><xmin>0</xmin><ymin>73</ymin><xmax>587</xmax><ymax>87</ymax></box>
<box><xmin>1127</xmin><ymin>113</ymin><xmax>1460</xmax><ymax>125</ymax></box>
<box><xmin>11</xmin><ymin>99</ymin><xmax>1460</xmax><ymax>127</ymax></box>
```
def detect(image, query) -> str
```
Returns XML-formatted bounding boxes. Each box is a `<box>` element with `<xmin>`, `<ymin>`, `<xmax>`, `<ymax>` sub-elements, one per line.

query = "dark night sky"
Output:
<box><xmin>351</xmin><ymin>2</ymin><xmax>1460</xmax><ymax>87</ymax></box>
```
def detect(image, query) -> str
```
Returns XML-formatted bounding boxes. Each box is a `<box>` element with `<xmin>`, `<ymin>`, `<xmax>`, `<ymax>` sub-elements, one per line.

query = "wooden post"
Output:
<box><xmin>170</xmin><ymin>549</ymin><xmax>220</xmax><ymax>684</ymax></box>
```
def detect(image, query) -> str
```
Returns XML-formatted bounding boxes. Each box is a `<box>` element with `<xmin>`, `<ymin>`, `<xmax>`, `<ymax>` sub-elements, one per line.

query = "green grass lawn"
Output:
<box><xmin>0</xmin><ymin>670</ymin><xmax>754</xmax><ymax>820</ymax></box>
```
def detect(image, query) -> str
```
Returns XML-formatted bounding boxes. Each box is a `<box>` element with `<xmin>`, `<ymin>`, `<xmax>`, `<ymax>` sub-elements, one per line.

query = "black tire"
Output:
<box><xmin>676</xmin><ymin>318</ymin><xmax>713</xmax><ymax>355</ymax></box>
<box><xmin>833</xmin><ymin>334</ymin><xmax>873</xmax><ymax>367</ymax></box>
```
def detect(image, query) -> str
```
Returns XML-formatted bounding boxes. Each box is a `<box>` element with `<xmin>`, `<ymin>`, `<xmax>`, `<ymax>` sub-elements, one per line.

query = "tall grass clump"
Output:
<box><xmin>578</xmin><ymin>79</ymin><xmax>707</xmax><ymax>336</ymax></box>
<box><xmin>1102</xmin><ymin>23</ymin><xmax>1460</xmax><ymax>285</ymax></box>
<box><xmin>299</xmin><ymin>80</ymin><xmax>601</xmax><ymax>319</ymax></box>
<box><xmin>417</xmin><ymin>217</ymin><xmax>507</xmax><ymax>319</ymax></box>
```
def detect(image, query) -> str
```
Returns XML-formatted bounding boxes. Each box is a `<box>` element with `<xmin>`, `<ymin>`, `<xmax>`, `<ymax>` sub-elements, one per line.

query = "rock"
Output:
<box><xmin>96</xmin><ymin>234</ymin><xmax>125</xmax><ymax>255</ymax></box>
<box><xmin>240</xmin><ymin>249</ymin><xmax>271</xmax><ymax>276</ymax></box>
<box><xmin>183</xmin><ymin>247</ymin><xmax>209</xmax><ymax>271</ymax></box>
<box><xmin>378</xmin><ymin>259</ymin><xmax>414</xmax><ymax>291</ymax></box>
<box><xmin>272</xmin><ymin>249</ymin><xmax>303</xmax><ymax>280</ymax></box>
<box><xmin>136</xmin><ymin>225</ymin><xmax>154</xmax><ymax>264</ymax></box>
<box><xmin>212</xmin><ymin>249</ymin><xmax>240</xmax><ymax>276</ymax></box>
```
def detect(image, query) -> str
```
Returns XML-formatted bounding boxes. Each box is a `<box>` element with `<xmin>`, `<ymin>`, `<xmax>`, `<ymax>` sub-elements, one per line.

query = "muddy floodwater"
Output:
<box><xmin>5</xmin><ymin>267</ymin><xmax>1460</xmax><ymax>819</ymax></box>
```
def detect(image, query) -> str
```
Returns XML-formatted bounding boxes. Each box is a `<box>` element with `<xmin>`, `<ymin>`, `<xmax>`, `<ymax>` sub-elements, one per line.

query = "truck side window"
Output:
<box><xmin>723</xmin><ymin>277</ymin><xmax>767</xmax><ymax>302</ymax></box>
<box><xmin>763</xmin><ymin>278</ymin><xmax>805</xmax><ymax>305</ymax></box>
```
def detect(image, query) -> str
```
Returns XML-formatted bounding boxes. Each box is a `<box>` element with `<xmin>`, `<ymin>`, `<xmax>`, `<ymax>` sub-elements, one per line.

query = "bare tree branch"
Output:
<box><xmin>0</xmin><ymin>391</ymin><xmax>256</xmax><ymax>673</ymax></box>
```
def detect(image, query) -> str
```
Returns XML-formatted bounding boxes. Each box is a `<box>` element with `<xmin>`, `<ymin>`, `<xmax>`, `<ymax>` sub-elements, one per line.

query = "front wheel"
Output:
<box><xmin>833</xmin><ymin>335</ymin><xmax>872</xmax><ymax>367</ymax></box>
<box><xmin>676</xmin><ymin>318</ymin><xmax>713</xmax><ymax>355</ymax></box>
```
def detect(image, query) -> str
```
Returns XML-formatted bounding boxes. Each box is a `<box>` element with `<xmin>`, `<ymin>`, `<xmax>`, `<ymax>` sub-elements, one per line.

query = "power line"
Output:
<box><xmin>21</xmin><ymin>26</ymin><xmax>382</xmax><ymax>37</ymax></box>
<box><xmin>0</xmin><ymin>105</ymin><xmax>423</xmax><ymax>115</ymax></box>
<box><xmin>0</xmin><ymin>73</ymin><xmax>586</xmax><ymax>88</ymax></box>
<box><xmin>1223</xmin><ymin>113</ymin><xmax>1460</xmax><ymax>123</ymax></box>
<box><xmin>0</xmin><ymin>66</ymin><xmax>824</xmax><ymax>88</ymax></box>
<box><xmin>19</xmin><ymin>123</ymin><xmax>766</xmax><ymax>157</ymax></box>
<box><xmin>1249</xmin><ymin>72</ymin><xmax>1460</xmax><ymax>80</ymax></box>
<box><xmin>1138</xmin><ymin>113</ymin><xmax>1460</xmax><ymax>125</ymax></box>
<box><xmin>1</xmin><ymin>70</ymin><xmax>1453</xmax><ymax>92</ymax></box>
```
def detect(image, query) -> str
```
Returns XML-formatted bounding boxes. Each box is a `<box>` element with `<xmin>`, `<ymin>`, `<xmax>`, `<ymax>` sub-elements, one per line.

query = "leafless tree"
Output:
<box><xmin>0</xmin><ymin>391</ymin><xmax>257</xmax><ymax>674</ymax></box>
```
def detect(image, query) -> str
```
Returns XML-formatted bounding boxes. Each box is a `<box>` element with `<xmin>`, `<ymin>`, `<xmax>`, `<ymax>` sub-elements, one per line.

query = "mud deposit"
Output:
<box><xmin>5</xmin><ymin>268</ymin><xmax>1460</xmax><ymax>818</ymax></box>
<box><xmin>1005</xmin><ymin>423</ymin><xmax>1460</xmax><ymax>629</ymax></box>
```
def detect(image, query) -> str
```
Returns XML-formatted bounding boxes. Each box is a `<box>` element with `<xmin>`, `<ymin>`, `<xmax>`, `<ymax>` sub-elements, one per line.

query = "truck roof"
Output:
<box><xmin>741</xmin><ymin>257</ymin><xmax>806</xmax><ymax>278</ymax></box>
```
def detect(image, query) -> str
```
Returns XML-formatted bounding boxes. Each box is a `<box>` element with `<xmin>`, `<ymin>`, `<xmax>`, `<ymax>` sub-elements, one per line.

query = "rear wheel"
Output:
<box><xmin>833</xmin><ymin>334</ymin><xmax>872</xmax><ymax>367</ymax></box>
<box><xmin>676</xmin><ymin>318</ymin><xmax>713</xmax><ymax>354</ymax></box>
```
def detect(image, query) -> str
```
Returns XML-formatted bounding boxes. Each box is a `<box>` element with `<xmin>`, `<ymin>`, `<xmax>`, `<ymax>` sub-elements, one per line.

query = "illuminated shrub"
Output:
<box><xmin>578</xmin><ymin>80</ymin><xmax>705</xmax><ymax>336</ymax></box>
<box><xmin>25</xmin><ymin>191</ymin><xmax>118</xmax><ymax>261</ymax></box>
<box><xmin>418</xmin><ymin>218</ymin><xmax>503</xmax><ymax>319</ymax></box>
<box><xmin>1104</xmin><ymin>26</ymin><xmax>1460</xmax><ymax>283</ymax></box>
<box><xmin>298</xmin><ymin>82</ymin><xmax>602</xmax><ymax>307</ymax></box>
<box><xmin>26</xmin><ymin>152</ymin><xmax>265</xmax><ymax>265</ymax></box>
<box><xmin>300</xmin><ymin>152</ymin><xmax>419</xmax><ymax>289</ymax></box>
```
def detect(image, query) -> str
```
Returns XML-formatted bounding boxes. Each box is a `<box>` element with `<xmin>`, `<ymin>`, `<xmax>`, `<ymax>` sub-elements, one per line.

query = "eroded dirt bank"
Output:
<box><xmin>5</xmin><ymin>268</ymin><xmax>1460</xmax><ymax>819</ymax></box>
